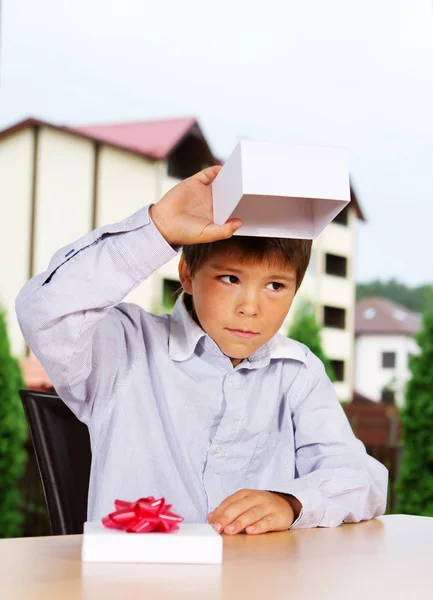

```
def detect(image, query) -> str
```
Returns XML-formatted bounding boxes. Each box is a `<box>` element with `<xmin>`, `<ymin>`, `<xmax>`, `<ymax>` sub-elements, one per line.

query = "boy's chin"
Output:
<box><xmin>220</xmin><ymin>342</ymin><xmax>262</xmax><ymax>361</ymax></box>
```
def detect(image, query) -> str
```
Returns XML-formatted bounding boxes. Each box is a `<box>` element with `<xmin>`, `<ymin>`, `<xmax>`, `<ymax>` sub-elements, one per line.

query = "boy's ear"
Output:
<box><xmin>178</xmin><ymin>255</ymin><xmax>193</xmax><ymax>295</ymax></box>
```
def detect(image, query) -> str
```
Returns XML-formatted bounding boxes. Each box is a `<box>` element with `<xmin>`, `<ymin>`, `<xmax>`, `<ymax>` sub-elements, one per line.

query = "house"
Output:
<box><xmin>0</xmin><ymin>116</ymin><xmax>365</xmax><ymax>400</ymax></box>
<box><xmin>355</xmin><ymin>296</ymin><xmax>421</xmax><ymax>406</ymax></box>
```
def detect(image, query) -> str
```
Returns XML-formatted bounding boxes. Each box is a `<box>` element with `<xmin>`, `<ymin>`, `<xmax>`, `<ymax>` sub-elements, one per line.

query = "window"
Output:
<box><xmin>332</xmin><ymin>206</ymin><xmax>349</xmax><ymax>226</ymax></box>
<box><xmin>330</xmin><ymin>360</ymin><xmax>345</xmax><ymax>382</ymax></box>
<box><xmin>363</xmin><ymin>307</ymin><xmax>376</xmax><ymax>320</ymax></box>
<box><xmin>381</xmin><ymin>388</ymin><xmax>395</xmax><ymax>404</ymax></box>
<box><xmin>162</xmin><ymin>278</ymin><xmax>180</xmax><ymax>310</ymax></box>
<box><xmin>323</xmin><ymin>306</ymin><xmax>346</xmax><ymax>329</ymax></box>
<box><xmin>325</xmin><ymin>253</ymin><xmax>348</xmax><ymax>278</ymax></box>
<box><xmin>382</xmin><ymin>352</ymin><xmax>396</xmax><ymax>369</ymax></box>
<box><xmin>393</xmin><ymin>309</ymin><xmax>407</xmax><ymax>322</ymax></box>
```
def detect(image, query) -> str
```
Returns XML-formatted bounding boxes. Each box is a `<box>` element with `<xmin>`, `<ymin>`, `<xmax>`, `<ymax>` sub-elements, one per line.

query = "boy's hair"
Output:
<box><xmin>182</xmin><ymin>236</ymin><xmax>313</xmax><ymax>292</ymax></box>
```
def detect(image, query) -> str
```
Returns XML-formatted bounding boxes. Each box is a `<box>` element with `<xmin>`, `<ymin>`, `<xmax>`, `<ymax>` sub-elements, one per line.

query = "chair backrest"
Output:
<box><xmin>19</xmin><ymin>389</ymin><xmax>91</xmax><ymax>535</ymax></box>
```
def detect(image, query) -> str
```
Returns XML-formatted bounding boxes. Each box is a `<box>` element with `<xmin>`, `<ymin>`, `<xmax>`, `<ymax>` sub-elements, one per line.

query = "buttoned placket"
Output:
<box><xmin>195</xmin><ymin>335</ymin><xmax>269</xmax><ymax>513</ymax></box>
<box><xmin>203</xmin><ymin>365</ymin><xmax>250</xmax><ymax>513</ymax></box>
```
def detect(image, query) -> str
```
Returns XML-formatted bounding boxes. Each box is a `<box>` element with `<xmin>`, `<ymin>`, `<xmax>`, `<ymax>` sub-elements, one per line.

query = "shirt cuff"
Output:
<box><xmin>269</xmin><ymin>485</ymin><xmax>326</xmax><ymax>529</ymax></box>
<box><xmin>45</xmin><ymin>204</ymin><xmax>180</xmax><ymax>284</ymax></box>
<box><xmin>114</xmin><ymin>205</ymin><xmax>181</xmax><ymax>281</ymax></box>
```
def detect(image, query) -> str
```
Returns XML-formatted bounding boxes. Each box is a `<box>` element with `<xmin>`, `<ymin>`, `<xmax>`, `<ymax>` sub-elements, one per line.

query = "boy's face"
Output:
<box><xmin>178</xmin><ymin>250</ymin><xmax>297</xmax><ymax>367</ymax></box>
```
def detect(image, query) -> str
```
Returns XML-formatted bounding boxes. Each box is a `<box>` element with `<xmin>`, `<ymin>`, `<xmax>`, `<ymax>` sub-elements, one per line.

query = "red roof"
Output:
<box><xmin>70</xmin><ymin>117</ymin><xmax>197</xmax><ymax>160</ymax></box>
<box><xmin>0</xmin><ymin>116</ymin><xmax>365</xmax><ymax>219</ymax></box>
<box><xmin>0</xmin><ymin>116</ymin><xmax>212</xmax><ymax>163</ymax></box>
<box><xmin>355</xmin><ymin>297</ymin><xmax>421</xmax><ymax>336</ymax></box>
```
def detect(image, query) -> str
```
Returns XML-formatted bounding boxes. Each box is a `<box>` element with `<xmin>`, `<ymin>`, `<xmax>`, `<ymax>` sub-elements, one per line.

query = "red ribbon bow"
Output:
<box><xmin>102</xmin><ymin>497</ymin><xmax>184</xmax><ymax>533</ymax></box>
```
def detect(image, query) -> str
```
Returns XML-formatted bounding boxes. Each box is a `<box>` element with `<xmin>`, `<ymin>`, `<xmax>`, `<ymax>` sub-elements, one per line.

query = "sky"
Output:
<box><xmin>1</xmin><ymin>0</ymin><xmax>432</xmax><ymax>285</ymax></box>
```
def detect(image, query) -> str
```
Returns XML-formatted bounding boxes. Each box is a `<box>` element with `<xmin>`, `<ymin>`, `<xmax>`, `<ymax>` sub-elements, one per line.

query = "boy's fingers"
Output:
<box><xmin>245</xmin><ymin>514</ymin><xmax>281</xmax><ymax>535</ymax></box>
<box><xmin>192</xmin><ymin>165</ymin><xmax>222</xmax><ymax>186</ymax></box>
<box><xmin>208</xmin><ymin>492</ymin><xmax>258</xmax><ymax>532</ymax></box>
<box><xmin>198</xmin><ymin>219</ymin><xmax>243</xmax><ymax>243</ymax></box>
<box><xmin>208</xmin><ymin>489</ymin><xmax>252</xmax><ymax>521</ymax></box>
<box><xmin>222</xmin><ymin>506</ymin><xmax>268</xmax><ymax>535</ymax></box>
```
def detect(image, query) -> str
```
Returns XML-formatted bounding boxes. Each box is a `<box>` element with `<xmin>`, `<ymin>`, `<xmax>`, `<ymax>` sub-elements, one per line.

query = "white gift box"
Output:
<box><xmin>81</xmin><ymin>522</ymin><xmax>223</xmax><ymax>564</ymax></box>
<box><xmin>212</xmin><ymin>140</ymin><xmax>350</xmax><ymax>239</ymax></box>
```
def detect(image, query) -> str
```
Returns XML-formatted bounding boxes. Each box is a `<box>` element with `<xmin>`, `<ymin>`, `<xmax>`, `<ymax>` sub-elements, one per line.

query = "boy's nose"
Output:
<box><xmin>236</xmin><ymin>288</ymin><xmax>261</xmax><ymax>317</ymax></box>
<box><xmin>239</xmin><ymin>308</ymin><xmax>257</xmax><ymax>317</ymax></box>
<box><xmin>237</xmin><ymin>300</ymin><xmax>259</xmax><ymax>317</ymax></box>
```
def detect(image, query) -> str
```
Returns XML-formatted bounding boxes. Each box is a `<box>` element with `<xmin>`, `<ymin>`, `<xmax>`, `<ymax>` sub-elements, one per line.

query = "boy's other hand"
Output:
<box><xmin>208</xmin><ymin>489</ymin><xmax>301</xmax><ymax>535</ymax></box>
<box><xmin>149</xmin><ymin>166</ymin><xmax>243</xmax><ymax>246</ymax></box>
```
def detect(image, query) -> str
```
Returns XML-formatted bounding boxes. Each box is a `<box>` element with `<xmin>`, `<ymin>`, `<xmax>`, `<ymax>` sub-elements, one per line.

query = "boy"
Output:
<box><xmin>16</xmin><ymin>166</ymin><xmax>388</xmax><ymax>535</ymax></box>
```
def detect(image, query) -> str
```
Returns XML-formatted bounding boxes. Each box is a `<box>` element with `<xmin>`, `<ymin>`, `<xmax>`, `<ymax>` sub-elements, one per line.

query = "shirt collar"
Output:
<box><xmin>267</xmin><ymin>333</ymin><xmax>308</xmax><ymax>366</ymax></box>
<box><xmin>168</xmin><ymin>293</ymin><xmax>207</xmax><ymax>361</ymax></box>
<box><xmin>168</xmin><ymin>293</ymin><xmax>307</xmax><ymax>368</ymax></box>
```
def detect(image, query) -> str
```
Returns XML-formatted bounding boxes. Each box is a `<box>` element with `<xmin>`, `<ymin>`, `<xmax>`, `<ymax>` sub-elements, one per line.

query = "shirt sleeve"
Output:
<box><xmin>15</xmin><ymin>205</ymin><xmax>179</xmax><ymax>424</ymax></box>
<box><xmin>275</xmin><ymin>350</ymin><xmax>389</xmax><ymax>529</ymax></box>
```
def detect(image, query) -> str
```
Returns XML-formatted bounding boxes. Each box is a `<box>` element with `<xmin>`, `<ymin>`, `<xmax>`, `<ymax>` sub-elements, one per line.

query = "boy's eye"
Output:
<box><xmin>266</xmin><ymin>282</ymin><xmax>285</xmax><ymax>291</ymax></box>
<box><xmin>219</xmin><ymin>275</ymin><xmax>239</xmax><ymax>285</ymax></box>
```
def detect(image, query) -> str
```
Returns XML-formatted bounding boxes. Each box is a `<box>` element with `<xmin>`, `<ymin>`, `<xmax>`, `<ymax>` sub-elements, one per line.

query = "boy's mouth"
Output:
<box><xmin>226</xmin><ymin>328</ymin><xmax>259</xmax><ymax>339</ymax></box>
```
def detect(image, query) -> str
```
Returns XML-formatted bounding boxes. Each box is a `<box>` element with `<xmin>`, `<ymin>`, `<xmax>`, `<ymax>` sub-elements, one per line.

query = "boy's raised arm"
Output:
<box><xmin>15</xmin><ymin>204</ymin><xmax>179</xmax><ymax>422</ymax></box>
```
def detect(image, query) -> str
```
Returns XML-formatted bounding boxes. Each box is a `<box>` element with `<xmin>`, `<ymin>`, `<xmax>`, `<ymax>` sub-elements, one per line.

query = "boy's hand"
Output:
<box><xmin>149</xmin><ymin>165</ymin><xmax>243</xmax><ymax>246</ymax></box>
<box><xmin>208</xmin><ymin>489</ymin><xmax>301</xmax><ymax>535</ymax></box>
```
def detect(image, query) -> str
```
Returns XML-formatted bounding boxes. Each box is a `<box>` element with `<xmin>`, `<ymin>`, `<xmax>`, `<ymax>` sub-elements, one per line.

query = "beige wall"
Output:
<box><xmin>97</xmin><ymin>146</ymin><xmax>159</xmax><ymax>312</ymax></box>
<box><xmin>0</xmin><ymin>128</ymin><xmax>34</xmax><ymax>356</ymax></box>
<box><xmin>320</xmin><ymin>220</ymin><xmax>353</xmax><ymax>257</ymax></box>
<box><xmin>33</xmin><ymin>127</ymin><xmax>94</xmax><ymax>276</ymax></box>
<box><xmin>96</xmin><ymin>146</ymin><xmax>157</xmax><ymax>225</ymax></box>
<box><xmin>140</xmin><ymin>168</ymin><xmax>183</xmax><ymax>311</ymax></box>
<box><xmin>160</xmin><ymin>173</ymin><xmax>181</xmax><ymax>196</ymax></box>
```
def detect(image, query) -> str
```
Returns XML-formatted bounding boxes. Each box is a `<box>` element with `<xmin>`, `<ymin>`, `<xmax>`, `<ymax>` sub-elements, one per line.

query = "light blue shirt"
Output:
<box><xmin>16</xmin><ymin>205</ymin><xmax>388</xmax><ymax>528</ymax></box>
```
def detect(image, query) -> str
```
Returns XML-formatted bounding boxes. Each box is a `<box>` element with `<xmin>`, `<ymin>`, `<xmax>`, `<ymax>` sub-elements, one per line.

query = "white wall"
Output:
<box><xmin>34</xmin><ymin>128</ymin><xmax>94</xmax><ymax>276</ymax></box>
<box><xmin>0</xmin><ymin>128</ymin><xmax>34</xmax><ymax>356</ymax></box>
<box><xmin>355</xmin><ymin>334</ymin><xmax>420</xmax><ymax>406</ymax></box>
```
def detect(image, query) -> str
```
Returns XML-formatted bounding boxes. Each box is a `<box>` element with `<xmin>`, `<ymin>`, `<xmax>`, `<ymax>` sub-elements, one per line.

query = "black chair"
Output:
<box><xmin>19</xmin><ymin>389</ymin><xmax>91</xmax><ymax>535</ymax></box>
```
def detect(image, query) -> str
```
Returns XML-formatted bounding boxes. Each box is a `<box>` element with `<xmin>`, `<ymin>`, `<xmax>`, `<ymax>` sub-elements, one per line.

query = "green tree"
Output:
<box><xmin>397</xmin><ymin>296</ymin><xmax>433</xmax><ymax>515</ymax></box>
<box><xmin>288</xmin><ymin>301</ymin><xmax>335</xmax><ymax>382</ymax></box>
<box><xmin>0</xmin><ymin>308</ymin><xmax>27</xmax><ymax>537</ymax></box>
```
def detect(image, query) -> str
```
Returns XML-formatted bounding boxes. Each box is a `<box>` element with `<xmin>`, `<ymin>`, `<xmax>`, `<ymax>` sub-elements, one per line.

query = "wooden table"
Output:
<box><xmin>1</xmin><ymin>515</ymin><xmax>432</xmax><ymax>600</ymax></box>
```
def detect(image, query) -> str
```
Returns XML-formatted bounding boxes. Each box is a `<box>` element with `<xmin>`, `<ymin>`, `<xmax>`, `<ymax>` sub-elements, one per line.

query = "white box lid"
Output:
<box><xmin>212</xmin><ymin>140</ymin><xmax>350</xmax><ymax>239</ymax></box>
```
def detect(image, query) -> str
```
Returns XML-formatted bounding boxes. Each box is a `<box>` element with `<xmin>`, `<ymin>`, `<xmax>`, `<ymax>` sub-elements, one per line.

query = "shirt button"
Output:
<box><xmin>126</xmin><ymin>219</ymin><xmax>135</xmax><ymax>226</ymax></box>
<box><xmin>214</xmin><ymin>446</ymin><xmax>222</xmax><ymax>455</ymax></box>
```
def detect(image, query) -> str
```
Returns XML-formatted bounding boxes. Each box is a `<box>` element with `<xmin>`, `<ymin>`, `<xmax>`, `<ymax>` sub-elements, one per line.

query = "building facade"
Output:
<box><xmin>0</xmin><ymin>117</ymin><xmax>365</xmax><ymax>400</ymax></box>
<box><xmin>355</xmin><ymin>297</ymin><xmax>421</xmax><ymax>407</ymax></box>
